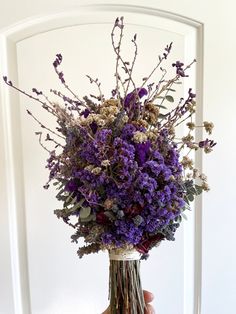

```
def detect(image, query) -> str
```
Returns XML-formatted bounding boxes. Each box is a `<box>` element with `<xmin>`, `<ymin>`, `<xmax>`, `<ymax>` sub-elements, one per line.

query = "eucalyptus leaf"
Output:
<box><xmin>79</xmin><ymin>206</ymin><xmax>91</xmax><ymax>219</ymax></box>
<box><xmin>176</xmin><ymin>215</ymin><xmax>182</xmax><ymax>223</ymax></box>
<box><xmin>187</xmin><ymin>187</ymin><xmax>196</xmax><ymax>195</ymax></box>
<box><xmin>184</xmin><ymin>203</ymin><xmax>191</xmax><ymax>210</ymax></box>
<box><xmin>184</xmin><ymin>196</ymin><xmax>190</xmax><ymax>205</ymax></box>
<box><xmin>165</xmin><ymin>95</ymin><xmax>174</xmax><ymax>102</ymax></box>
<box><xmin>187</xmin><ymin>194</ymin><xmax>194</xmax><ymax>202</ymax></box>
<box><xmin>56</xmin><ymin>188</ymin><xmax>65</xmax><ymax>198</ymax></box>
<box><xmin>80</xmin><ymin>214</ymin><xmax>96</xmax><ymax>222</ymax></box>
<box><xmin>158</xmin><ymin>114</ymin><xmax>167</xmax><ymax>119</ymax></box>
<box><xmin>56</xmin><ymin>183</ymin><xmax>64</xmax><ymax>190</ymax></box>
<box><xmin>67</xmin><ymin>198</ymin><xmax>85</xmax><ymax>214</ymax></box>
<box><xmin>195</xmin><ymin>184</ymin><xmax>203</xmax><ymax>195</ymax></box>
<box><xmin>65</xmin><ymin>192</ymin><xmax>74</xmax><ymax>204</ymax></box>
<box><xmin>154</xmin><ymin>104</ymin><xmax>167</xmax><ymax>109</ymax></box>
<box><xmin>64</xmin><ymin>196</ymin><xmax>77</xmax><ymax>208</ymax></box>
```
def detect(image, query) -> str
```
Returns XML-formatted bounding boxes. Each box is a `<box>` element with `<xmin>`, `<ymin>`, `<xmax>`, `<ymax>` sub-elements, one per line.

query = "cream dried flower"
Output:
<box><xmin>186</xmin><ymin>122</ymin><xmax>195</xmax><ymax>130</ymax></box>
<box><xmin>121</xmin><ymin>115</ymin><xmax>129</xmax><ymax>124</ymax></box>
<box><xmin>187</xmin><ymin>142</ymin><xmax>199</xmax><ymax>150</ymax></box>
<box><xmin>85</xmin><ymin>165</ymin><xmax>94</xmax><ymax>171</ymax></box>
<box><xmin>146</xmin><ymin>131</ymin><xmax>157</xmax><ymax>141</ymax></box>
<box><xmin>203</xmin><ymin>121</ymin><xmax>214</xmax><ymax>134</ymax></box>
<box><xmin>181</xmin><ymin>156</ymin><xmax>194</xmax><ymax>169</ymax></box>
<box><xmin>91</xmin><ymin>167</ymin><xmax>102</xmax><ymax>175</ymax></box>
<box><xmin>182</xmin><ymin>134</ymin><xmax>194</xmax><ymax>144</ymax></box>
<box><xmin>192</xmin><ymin>168</ymin><xmax>200</xmax><ymax>178</ymax></box>
<box><xmin>204</xmin><ymin>147</ymin><xmax>213</xmax><ymax>154</ymax></box>
<box><xmin>133</xmin><ymin>131</ymin><xmax>148</xmax><ymax>143</ymax></box>
<box><xmin>186</xmin><ymin>100</ymin><xmax>196</xmax><ymax>113</ymax></box>
<box><xmin>199</xmin><ymin>173</ymin><xmax>207</xmax><ymax>181</ymax></box>
<box><xmin>102</xmin><ymin>99</ymin><xmax>121</xmax><ymax>108</ymax></box>
<box><xmin>101</xmin><ymin>160</ymin><xmax>111</xmax><ymax>167</ymax></box>
<box><xmin>201</xmin><ymin>181</ymin><xmax>210</xmax><ymax>191</ymax></box>
<box><xmin>104</xmin><ymin>198</ymin><xmax>114</xmax><ymax>209</ymax></box>
<box><xmin>137</xmin><ymin>119</ymin><xmax>149</xmax><ymax>128</ymax></box>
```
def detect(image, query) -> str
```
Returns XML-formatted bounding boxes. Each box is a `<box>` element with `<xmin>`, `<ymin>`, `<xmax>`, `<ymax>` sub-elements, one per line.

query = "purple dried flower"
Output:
<box><xmin>32</xmin><ymin>88</ymin><xmax>42</xmax><ymax>95</ymax></box>
<box><xmin>135</xmin><ymin>141</ymin><xmax>151</xmax><ymax>166</ymax></box>
<box><xmin>80</xmin><ymin>108</ymin><xmax>90</xmax><ymax>118</ymax></box>
<box><xmin>53</xmin><ymin>53</ymin><xmax>63</xmax><ymax>68</ymax></box>
<box><xmin>172</xmin><ymin>60</ymin><xmax>189</xmax><ymax>77</ymax></box>
<box><xmin>124</xmin><ymin>88</ymin><xmax>147</xmax><ymax>112</ymax></box>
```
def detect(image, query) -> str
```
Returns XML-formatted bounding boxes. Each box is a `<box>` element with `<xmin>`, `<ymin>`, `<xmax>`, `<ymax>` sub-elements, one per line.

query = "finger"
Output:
<box><xmin>143</xmin><ymin>290</ymin><xmax>154</xmax><ymax>303</ymax></box>
<box><xmin>145</xmin><ymin>303</ymin><xmax>155</xmax><ymax>314</ymax></box>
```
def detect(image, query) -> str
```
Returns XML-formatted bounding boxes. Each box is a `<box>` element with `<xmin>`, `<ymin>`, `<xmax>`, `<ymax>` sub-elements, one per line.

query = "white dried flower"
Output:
<box><xmin>121</xmin><ymin>115</ymin><xmax>129</xmax><ymax>124</ymax></box>
<box><xmin>101</xmin><ymin>160</ymin><xmax>110</xmax><ymax>167</ymax></box>
<box><xmin>91</xmin><ymin>167</ymin><xmax>102</xmax><ymax>175</ymax></box>
<box><xmin>85</xmin><ymin>165</ymin><xmax>94</xmax><ymax>171</ymax></box>
<box><xmin>169</xmin><ymin>175</ymin><xmax>175</xmax><ymax>181</ymax></box>
<box><xmin>98</xmin><ymin>119</ymin><xmax>106</xmax><ymax>126</ymax></box>
<box><xmin>182</xmin><ymin>134</ymin><xmax>194</xmax><ymax>143</ymax></box>
<box><xmin>133</xmin><ymin>131</ymin><xmax>148</xmax><ymax>143</ymax></box>
<box><xmin>192</xmin><ymin>168</ymin><xmax>200</xmax><ymax>178</ymax></box>
<box><xmin>199</xmin><ymin>173</ymin><xmax>207</xmax><ymax>181</ymax></box>
<box><xmin>106</xmin><ymin>115</ymin><xmax>116</xmax><ymax>124</ymax></box>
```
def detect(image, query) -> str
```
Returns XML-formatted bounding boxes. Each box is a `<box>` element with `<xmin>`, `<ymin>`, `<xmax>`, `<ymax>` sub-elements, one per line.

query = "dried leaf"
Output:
<box><xmin>165</xmin><ymin>95</ymin><xmax>174</xmax><ymax>102</ymax></box>
<box><xmin>79</xmin><ymin>206</ymin><xmax>91</xmax><ymax>219</ymax></box>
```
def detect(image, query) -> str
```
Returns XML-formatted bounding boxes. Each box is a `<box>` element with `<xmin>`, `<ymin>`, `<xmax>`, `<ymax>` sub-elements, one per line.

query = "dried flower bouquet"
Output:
<box><xmin>3</xmin><ymin>17</ymin><xmax>215</xmax><ymax>314</ymax></box>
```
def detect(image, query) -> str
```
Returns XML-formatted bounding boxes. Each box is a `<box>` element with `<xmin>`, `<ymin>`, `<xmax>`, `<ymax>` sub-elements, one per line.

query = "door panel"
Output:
<box><xmin>16</xmin><ymin>21</ymin><xmax>190</xmax><ymax>314</ymax></box>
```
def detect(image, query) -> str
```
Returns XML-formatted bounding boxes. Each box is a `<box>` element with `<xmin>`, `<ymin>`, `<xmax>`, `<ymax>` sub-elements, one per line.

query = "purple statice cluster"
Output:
<box><xmin>49</xmin><ymin>115</ymin><xmax>187</xmax><ymax>256</ymax></box>
<box><xmin>3</xmin><ymin>16</ymin><xmax>215</xmax><ymax>258</ymax></box>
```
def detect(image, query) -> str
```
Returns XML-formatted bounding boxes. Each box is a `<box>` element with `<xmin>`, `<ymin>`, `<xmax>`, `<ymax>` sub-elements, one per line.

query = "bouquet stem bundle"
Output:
<box><xmin>109</xmin><ymin>250</ymin><xmax>146</xmax><ymax>314</ymax></box>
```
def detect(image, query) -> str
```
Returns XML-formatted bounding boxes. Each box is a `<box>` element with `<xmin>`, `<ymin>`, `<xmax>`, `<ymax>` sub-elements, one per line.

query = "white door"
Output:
<box><xmin>0</xmin><ymin>1</ymin><xmax>235</xmax><ymax>314</ymax></box>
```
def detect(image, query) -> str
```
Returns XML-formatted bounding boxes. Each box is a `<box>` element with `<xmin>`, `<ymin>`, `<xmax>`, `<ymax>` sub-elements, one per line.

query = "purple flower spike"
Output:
<box><xmin>53</xmin><ymin>53</ymin><xmax>63</xmax><ymax>68</ymax></box>
<box><xmin>199</xmin><ymin>138</ymin><xmax>217</xmax><ymax>148</ymax></box>
<box><xmin>138</xmin><ymin>88</ymin><xmax>148</xmax><ymax>98</ymax></box>
<box><xmin>172</xmin><ymin>61</ymin><xmax>188</xmax><ymax>77</ymax></box>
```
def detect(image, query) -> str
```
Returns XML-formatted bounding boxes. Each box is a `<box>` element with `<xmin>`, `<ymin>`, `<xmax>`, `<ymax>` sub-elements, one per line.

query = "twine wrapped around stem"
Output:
<box><xmin>108</xmin><ymin>249</ymin><xmax>146</xmax><ymax>314</ymax></box>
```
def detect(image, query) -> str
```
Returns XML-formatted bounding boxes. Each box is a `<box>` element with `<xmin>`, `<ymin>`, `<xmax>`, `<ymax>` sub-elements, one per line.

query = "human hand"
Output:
<box><xmin>102</xmin><ymin>290</ymin><xmax>155</xmax><ymax>314</ymax></box>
